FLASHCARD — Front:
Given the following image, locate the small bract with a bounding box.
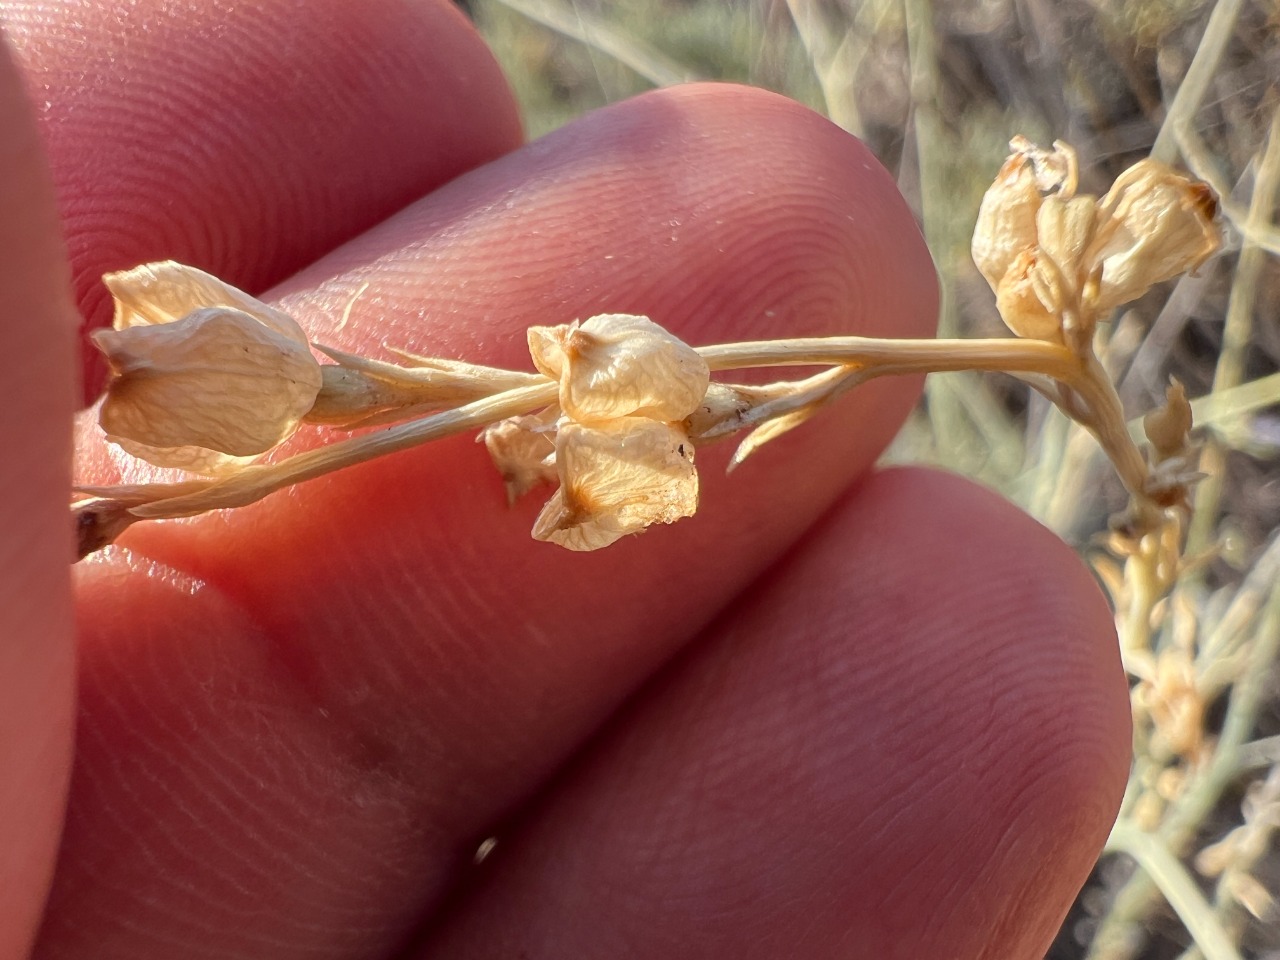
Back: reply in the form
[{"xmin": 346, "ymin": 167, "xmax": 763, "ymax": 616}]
[{"xmin": 93, "ymin": 261, "xmax": 322, "ymax": 474}]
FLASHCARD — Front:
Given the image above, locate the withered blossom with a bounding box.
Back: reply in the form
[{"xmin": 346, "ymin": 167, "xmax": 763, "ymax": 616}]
[
  {"xmin": 972, "ymin": 139, "xmax": 1220, "ymax": 346},
  {"xmin": 92, "ymin": 262, "xmax": 322, "ymax": 474},
  {"xmin": 1093, "ymin": 159, "xmax": 1221, "ymax": 311}
]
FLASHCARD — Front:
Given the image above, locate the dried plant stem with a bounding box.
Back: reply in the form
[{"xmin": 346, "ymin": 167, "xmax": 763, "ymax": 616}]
[
  {"xmin": 1150, "ymin": 0, "xmax": 1245, "ymax": 164},
  {"xmin": 74, "ymin": 332, "xmax": 1149, "ymax": 558},
  {"xmin": 1186, "ymin": 106, "xmax": 1280, "ymax": 557},
  {"xmin": 78, "ymin": 382, "xmax": 556, "ymax": 526},
  {"xmin": 1104, "ymin": 821, "xmax": 1243, "ymax": 960}
]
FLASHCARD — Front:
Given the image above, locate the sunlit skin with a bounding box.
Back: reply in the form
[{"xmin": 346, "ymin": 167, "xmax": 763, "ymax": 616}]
[{"xmin": 1, "ymin": 2, "xmax": 1129, "ymax": 958}]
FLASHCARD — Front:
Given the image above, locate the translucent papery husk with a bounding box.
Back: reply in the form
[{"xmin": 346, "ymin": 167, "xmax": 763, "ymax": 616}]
[
  {"xmin": 1093, "ymin": 158, "xmax": 1221, "ymax": 312},
  {"xmin": 94, "ymin": 306, "xmax": 323, "ymax": 473},
  {"xmin": 531, "ymin": 417, "xmax": 698, "ymax": 551},
  {"xmin": 972, "ymin": 138, "xmax": 1077, "ymax": 292},
  {"xmin": 104, "ymin": 261, "xmax": 307, "ymax": 342},
  {"xmin": 479, "ymin": 406, "xmax": 560, "ymax": 503},
  {"xmin": 528, "ymin": 314, "xmax": 710, "ymax": 423},
  {"xmin": 972, "ymin": 153, "xmax": 1043, "ymax": 291}
]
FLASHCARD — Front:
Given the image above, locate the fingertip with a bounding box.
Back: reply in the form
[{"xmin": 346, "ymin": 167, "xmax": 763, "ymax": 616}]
[{"xmin": 416, "ymin": 467, "xmax": 1128, "ymax": 959}]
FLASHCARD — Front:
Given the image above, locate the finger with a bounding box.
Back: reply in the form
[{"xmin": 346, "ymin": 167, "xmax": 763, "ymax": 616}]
[
  {"xmin": 54, "ymin": 85, "xmax": 937, "ymax": 959},
  {"xmin": 418, "ymin": 469, "xmax": 1131, "ymax": 960},
  {"xmin": 0, "ymin": 33, "xmax": 76, "ymax": 960},
  {"xmin": 3, "ymin": 0, "xmax": 522, "ymax": 402}
]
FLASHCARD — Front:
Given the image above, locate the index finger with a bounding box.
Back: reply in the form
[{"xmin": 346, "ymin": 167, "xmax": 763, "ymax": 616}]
[{"xmin": 3, "ymin": 0, "xmax": 522, "ymax": 402}]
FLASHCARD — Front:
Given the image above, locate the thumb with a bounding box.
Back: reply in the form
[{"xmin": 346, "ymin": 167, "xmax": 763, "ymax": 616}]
[{"xmin": 0, "ymin": 30, "xmax": 77, "ymax": 960}]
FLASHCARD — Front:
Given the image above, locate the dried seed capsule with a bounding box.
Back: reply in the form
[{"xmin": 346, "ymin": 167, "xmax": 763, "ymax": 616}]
[
  {"xmin": 531, "ymin": 417, "xmax": 698, "ymax": 551},
  {"xmin": 972, "ymin": 152, "xmax": 1042, "ymax": 291},
  {"xmin": 527, "ymin": 313, "xmax": 710, "ymax": 423},
  {"xmin": 1035, "ymin": 194, "xmax": 1098, "ymax": 281},
  {"xmin": 93, "ymin": 261, "xmax": 322, "ymax": 474}
]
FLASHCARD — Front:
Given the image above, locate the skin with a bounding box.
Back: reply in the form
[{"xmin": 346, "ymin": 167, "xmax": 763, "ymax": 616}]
[{"xmin": 0, "ymin": 2, "xmax": 1131, "ymax": 958}]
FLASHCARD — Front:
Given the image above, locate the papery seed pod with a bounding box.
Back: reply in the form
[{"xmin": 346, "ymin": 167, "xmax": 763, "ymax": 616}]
[
  {"xmin": 1093, "ymin": 159, "xmax": 1221, "ymax": 312},
  {"xmin": 994, "ymin": 249, "xmax": 1064, "ymax": 342},
  {"xmin": 527, "ymin": 314, "xmax": 710, "ymax": 423},
  {"xmin": 479, "ymin": 407, "xmax": 560, "ymax": 504},
  {"xmin": 531, "ymin": 417, "xmax": 698, "ymax": 551},
  {"xmin": 93, "ymin": 262, "xmax": 322, "ymax": 474}
]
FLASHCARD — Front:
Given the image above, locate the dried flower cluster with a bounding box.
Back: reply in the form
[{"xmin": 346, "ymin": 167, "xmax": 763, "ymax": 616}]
[
  {"xmin": 73, "ymin": 137, "xmax": 1221, "ymax": 562},
  {"xmin": 973, "ymin": 136, "xmax": 1219, "ymax": 351},
  {"xmin": 488, "ymin": 315, "xmax": 709, "ymax": 550}
]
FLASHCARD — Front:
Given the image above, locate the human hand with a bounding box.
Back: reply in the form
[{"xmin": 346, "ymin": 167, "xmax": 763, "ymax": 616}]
[{"xmin": 0, "ymin": 2, "xmax": 1129, "ymax": 957}]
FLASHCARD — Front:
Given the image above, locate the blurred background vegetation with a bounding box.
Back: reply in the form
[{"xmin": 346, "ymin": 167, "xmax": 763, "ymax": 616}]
[{"xmin": 462, "ymin": 1, "xmax": 1279, "ymax": 957}]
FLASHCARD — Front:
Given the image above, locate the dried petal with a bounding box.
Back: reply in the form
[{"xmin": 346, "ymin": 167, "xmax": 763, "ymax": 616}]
[
  {"xmin": 994, "ymin": 249, "xmax": 1064, "ymax": 342},
  {"xmin": 1035, "ymin": 195, "xmax": 1097, "ymax": 280},
  {"xmin": 1093, "ymin": 159, "xmax": 1221, "ymax": 311},
  {"xmin": 972, "ymin": 138, "xmax": 1076, "ymax": 291},
  {"xmin": 527, "ymin": 314, "xmax": 710, "ymax": 423},
  {"xmin": 104, "ymin": 260, "xmax": 307, "ymax": 343},
  {"xmin": 480, "ymin": 407, "xmax": 560, "ymax": 503},
  {"xmin": 93, "ymin": 304, "xmax": 322, "ymax": 473},
  {"xmin": 531, "ymin": 418, "xmax": 698, "ymax": 551}
]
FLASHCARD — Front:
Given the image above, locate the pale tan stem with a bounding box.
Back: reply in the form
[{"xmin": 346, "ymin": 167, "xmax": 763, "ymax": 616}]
[
  {"xmin": 698, "ymin": 335, "xmax": 1076, "ymax": 376},
  {"xmin": 701, "ymin": 335, "xmax": 1151, "ymax": 498},
  {"xmin": 1058, "ymin": 351, "xmax": 1151, "ymax": 499},
  {"xmin": 75, "ymin": 333, "xmax": 1151, "ymax": 557}
]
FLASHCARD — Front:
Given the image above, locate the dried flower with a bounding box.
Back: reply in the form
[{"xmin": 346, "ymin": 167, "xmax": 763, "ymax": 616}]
[
  {"xmin": 531, "ymin": 418, "xmax": 698, "ymax": 551},
  {"xmin": 1093, "ymin": 159, "xmax": 1221, "ymax": 311},
  {"xmin": 92, "ymin": 261, "xmax": 322, "ymax": 474},
  {"xmin": 973, "ymin": 140, "xmax": 1220, "ymax": 346},
  {"xmin": 527, "ymin": 313, "xmax": 710, "ymax": 423}
]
